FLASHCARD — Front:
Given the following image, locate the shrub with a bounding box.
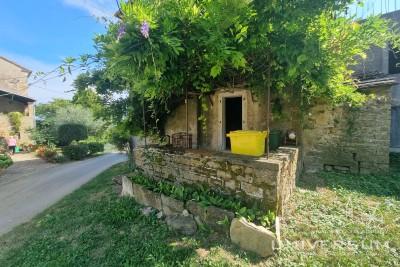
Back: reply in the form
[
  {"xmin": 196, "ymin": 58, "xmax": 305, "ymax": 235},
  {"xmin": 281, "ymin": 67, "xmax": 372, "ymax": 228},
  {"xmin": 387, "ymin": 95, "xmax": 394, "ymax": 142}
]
[
  {"xmin": 35, "ymin": 146, "xmax": 47, "ymax": 158},
  {"xmin": 0, "ymin": 137, "xmax": 7, "ymax": 154},
  {"xmin": 8, "ymin": 112, "xmax": 23, "ymax": 134},
  {"xmin": 62, "ymin": 143, "xmax": 89, "ymax": 160},
  {"xmin": 53, "ymin": 154, "xmax": 68, "ymax": 163},
  {"xmin": 57, "ymin": 124, "xmax": 88, "ymax": 146},
  {"xmin": 36, "ymin": 146, "xmax": 59, "ymax": 163},
  {"xmin": 0, "ymin": 154, "xmax": 13, "ymax": 169},
  {"xmin": 82, "ymin": 142, "xmax": 104, "ymax": 155}
]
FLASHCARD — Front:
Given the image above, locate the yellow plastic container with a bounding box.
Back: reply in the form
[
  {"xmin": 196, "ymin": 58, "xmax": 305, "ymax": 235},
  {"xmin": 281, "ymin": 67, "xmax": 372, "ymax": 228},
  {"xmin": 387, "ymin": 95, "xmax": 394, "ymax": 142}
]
[{"xmin": 226, "ymin": 130, "xmax": 268, "ymax": 156}]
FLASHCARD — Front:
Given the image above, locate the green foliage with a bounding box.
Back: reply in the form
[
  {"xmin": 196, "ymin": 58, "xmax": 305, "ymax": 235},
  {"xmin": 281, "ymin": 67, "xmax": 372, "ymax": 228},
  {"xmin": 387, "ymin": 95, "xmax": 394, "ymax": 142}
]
[
  {"xmin": 86, "ymin": 0, "xmax": 400, "ymax": 133},
  {"xmin": 1, "ymin": 164, "xmax": 399, "ymax": 266},
  {"xmin": 0, "ymin": 154, "xmax": 13, "ymax": 169},
  {"xmin": 390, "ymin": 153, "xmax": 400, "ymax": 173},
  {"xmin": 80, "ymin": 141, "xmax": 105, "ymax": 155},
  {"xmin": 57, "ymin": 124, "xmax": 88, "ymax": 146},
  {"xmin": 72, "ymin": 76, "xmax": 104, "ymax": 118},
  {"xmin": 54, "ymin": 105, "xmax": 104, "ymax": 136},
  {"xmin": 33, "ymin": 99, "xmax": 104, "ymax": 145},
  {"xmin": 53, "ymin": 154, "xmax": 68, "ymax": 163},
  {"xmin": 35, "ymin": 145, "xmax": 61, "ymax": 163},
  {"xmin": 109, "ymin": 124, "xmax": 131, "ymax": 151},
  {"xmin": 43, "ymin": 147, "xmax": 58, "ymax": 162},
  {"xmin": 129, "ymin": 171, "xmax": 275, "ymax": 227},
  {"xmin": 62, "ymin": 143, "xmax": 89, "ymax": 160},
  {"xmin": 7, "ymin": 112, "xmax": 23, "ymax": 134},
  {"xmin": 0, "ymin": 137, "xmax": 7, "ymax": 153}
]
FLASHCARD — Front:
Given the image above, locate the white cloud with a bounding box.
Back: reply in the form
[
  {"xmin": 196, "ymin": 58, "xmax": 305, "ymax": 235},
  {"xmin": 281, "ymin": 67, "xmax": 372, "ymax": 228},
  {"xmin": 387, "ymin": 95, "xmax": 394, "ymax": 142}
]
[
  {"xmin": 0, "ymin": 51, "xmax": 77, "ymax": 103},
  {"xmin": 63, "ymin": 0, "xmax": 116, "ymax": 20}
]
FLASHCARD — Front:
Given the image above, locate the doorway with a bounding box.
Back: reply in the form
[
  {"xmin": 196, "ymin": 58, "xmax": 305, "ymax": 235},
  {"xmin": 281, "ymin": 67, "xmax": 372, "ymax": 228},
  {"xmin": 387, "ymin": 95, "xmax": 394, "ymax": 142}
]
[
  {"xmin": 391, "ymin": 106, "xmax": 400, "ymax": 149},
  {"xmin": 225, "ymin": 97, "xmax": 242, "ymax": 149}
]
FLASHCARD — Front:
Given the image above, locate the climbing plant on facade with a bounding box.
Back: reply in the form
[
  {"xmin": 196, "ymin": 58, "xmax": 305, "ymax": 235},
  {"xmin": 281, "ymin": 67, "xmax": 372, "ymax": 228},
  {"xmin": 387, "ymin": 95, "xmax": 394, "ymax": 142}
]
[{"xmin": 42, "ymin": 0, "xmax": 400, "ymax": 134}]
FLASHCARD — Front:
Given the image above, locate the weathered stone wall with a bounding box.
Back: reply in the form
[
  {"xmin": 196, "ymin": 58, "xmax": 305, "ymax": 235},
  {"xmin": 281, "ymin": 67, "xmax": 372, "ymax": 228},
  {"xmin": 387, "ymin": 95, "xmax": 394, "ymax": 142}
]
[
  {"xmin": 134, "ymin": 146, "xmax": 299, "ymax": 215},
  {"xmin": 162, "ymin": 86, "xmax": 391, "ymax": 174},
  {"xmin": 165, "ymin": 86, "xmax": 299, "ymax": 151},
  {"xmin": 302, "ymin": 87, "xmax": 392, "ymax": 174},
  {"xmin": 164, "ymin": 98, "xmax": 198, "ymax": 148},
  {"xmin": 0, "ymin": 97, "xmax": 35, "ymax": 144},
  {"xmin": 0, "ymin": 57, "xmax": 31, "ymax": 96}
]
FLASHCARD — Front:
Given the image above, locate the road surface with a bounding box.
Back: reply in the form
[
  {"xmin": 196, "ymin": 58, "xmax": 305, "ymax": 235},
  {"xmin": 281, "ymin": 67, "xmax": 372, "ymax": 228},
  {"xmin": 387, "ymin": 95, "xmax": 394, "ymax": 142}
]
[{"xmin": 0, "ymin": 153, "xmax": 126, "ymax": 236}]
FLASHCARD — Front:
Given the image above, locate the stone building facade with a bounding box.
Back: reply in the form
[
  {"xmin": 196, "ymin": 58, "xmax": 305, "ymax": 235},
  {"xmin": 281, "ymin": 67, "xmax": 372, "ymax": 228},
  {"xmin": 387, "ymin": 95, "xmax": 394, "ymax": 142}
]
[
  {"xmin": 162, "ymin": 82, "xmax": 393, "ymax": 174},
  {"xmin": 302, "ymin": 86, "xmax": 392, "ymax": 174},
  {"xmin": 0, "ymin": 56, "xmax": 35, "ymax": 144},
  {"xmin": 352, "ymin": 10, "xmax": 400, "ymax": 151}
]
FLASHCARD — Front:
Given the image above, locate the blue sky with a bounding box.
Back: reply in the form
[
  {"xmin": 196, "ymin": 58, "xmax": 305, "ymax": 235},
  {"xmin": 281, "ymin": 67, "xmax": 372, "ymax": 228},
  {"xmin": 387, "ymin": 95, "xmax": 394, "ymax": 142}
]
[{"xmin": 0, "ymin": 0, "xmax": 117, "ymax": 103}]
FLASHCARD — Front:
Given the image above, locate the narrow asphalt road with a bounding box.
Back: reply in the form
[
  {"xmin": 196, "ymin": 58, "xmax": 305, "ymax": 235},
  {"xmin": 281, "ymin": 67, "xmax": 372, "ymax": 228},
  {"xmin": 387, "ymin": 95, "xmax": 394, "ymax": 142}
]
[{"xmin": 0, "ymin": 153, "xmax": 126, "ymax": 236}]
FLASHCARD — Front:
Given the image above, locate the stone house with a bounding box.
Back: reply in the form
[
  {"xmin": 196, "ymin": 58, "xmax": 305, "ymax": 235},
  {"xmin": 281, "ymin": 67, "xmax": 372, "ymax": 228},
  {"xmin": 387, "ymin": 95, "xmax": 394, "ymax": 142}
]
[
  {"xmin": 133, "ymin": 11, "xmax": 398, "ymax": 215},
  {"xmin": 0, "ymin": 56, "xmax": 35, "ymax": 144},
  {"xmin": 352, "ymin": 9, "xmax": 400, "ymax": 153},
  {"xmin": 134, "ymin": 76, "xmax": 394, "ymax": 215}
]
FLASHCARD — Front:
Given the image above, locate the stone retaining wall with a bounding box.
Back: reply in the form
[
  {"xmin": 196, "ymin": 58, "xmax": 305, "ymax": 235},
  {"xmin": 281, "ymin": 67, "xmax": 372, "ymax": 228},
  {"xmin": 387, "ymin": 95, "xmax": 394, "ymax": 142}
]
[
  {"xmin": 122, "ymin": 176, "xmax": 280, "ymax": 257},
  {"xmin": 133, "ymin": 146, "xmax": 299, "ymax": 215}
]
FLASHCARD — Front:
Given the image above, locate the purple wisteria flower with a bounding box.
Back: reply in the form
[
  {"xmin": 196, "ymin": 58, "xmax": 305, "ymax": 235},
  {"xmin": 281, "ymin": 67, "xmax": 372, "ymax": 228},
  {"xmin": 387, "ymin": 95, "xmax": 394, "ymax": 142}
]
[
  {"xmin": 117, "ymin": 23, "xmax": 127, "ymax": 41},
  {"xmin": 140, "ymin": 21, "xmax": 150, "ymax": 39}
]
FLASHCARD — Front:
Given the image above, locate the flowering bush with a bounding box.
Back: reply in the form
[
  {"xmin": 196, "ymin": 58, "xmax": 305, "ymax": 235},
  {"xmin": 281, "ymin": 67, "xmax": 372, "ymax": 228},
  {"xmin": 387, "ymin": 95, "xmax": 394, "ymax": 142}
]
[{"xmin": 36, "ymin": 146, "xmax": 59, "ymax": 163}]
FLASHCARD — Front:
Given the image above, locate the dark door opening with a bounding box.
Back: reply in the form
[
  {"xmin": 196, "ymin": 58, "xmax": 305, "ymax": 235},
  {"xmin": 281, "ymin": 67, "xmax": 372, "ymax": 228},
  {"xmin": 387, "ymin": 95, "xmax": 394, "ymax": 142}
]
[
  {"xmin": 391, "ymin": 106, "xmax": 400, "ymax": 148},
  {"xmin": 225, "ymin": 97, "xmax": 242, "ymax": 149}
]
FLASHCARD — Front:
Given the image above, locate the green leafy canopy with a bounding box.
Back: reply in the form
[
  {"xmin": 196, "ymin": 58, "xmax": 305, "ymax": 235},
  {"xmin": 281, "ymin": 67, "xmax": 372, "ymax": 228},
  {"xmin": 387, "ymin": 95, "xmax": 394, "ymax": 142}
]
[
  {"xmin": 93, "ymin": 0, "xmax": 399, "ymax": 108},
  {"xmin": 46, "ymin": 0, "xmax": 400, "ymax": 136}
]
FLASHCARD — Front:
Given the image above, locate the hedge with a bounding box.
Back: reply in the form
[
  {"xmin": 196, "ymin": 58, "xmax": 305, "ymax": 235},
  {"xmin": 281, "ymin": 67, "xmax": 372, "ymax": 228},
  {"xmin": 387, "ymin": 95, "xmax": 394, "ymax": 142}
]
[
  {"xmin": 83, "ymin": 142, "xmax": 104, "ymax": 155},
  {"xmin": 62, "ymin": 143, "xmax": 89, "ymax": 160},
  {"xmin": 57, "ymin": 124, "xmax": 88, "ymax": 146}
]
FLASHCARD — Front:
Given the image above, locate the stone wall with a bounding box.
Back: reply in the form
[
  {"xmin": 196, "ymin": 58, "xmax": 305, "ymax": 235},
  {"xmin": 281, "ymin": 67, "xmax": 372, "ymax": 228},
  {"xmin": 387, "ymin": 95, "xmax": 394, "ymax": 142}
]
[
  {"xmin": 163, "ymin": 86, "xmax": 392, "ymax": 174},
  {"xmin": 0, "ymin": 97, "xmax": 35, "ymax": 144},
  {"xmin": 0, "ymin": 57, "xmax": 31, "ymax": 96},
  {"xmin": 164, "ymin": 98, "xmax": 198, "ymax": 148},
  {"xmin": 134, "ymin": 146, "xmax": 299, "ymax": 215},
  {"xmin": 302, "ymin": 87, "xmax": 392, "ymax": 174},
  {"xmin": 165, "ymin": 86, "xmax": 299, "ymax": 151}
]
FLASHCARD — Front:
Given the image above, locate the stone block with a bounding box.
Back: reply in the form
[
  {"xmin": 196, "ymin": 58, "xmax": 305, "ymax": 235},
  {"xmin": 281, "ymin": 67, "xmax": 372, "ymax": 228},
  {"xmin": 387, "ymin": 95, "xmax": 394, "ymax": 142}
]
[
  {"xmin": 186, "ymin": 201, "xmax": 234, "ymax": 232},
  {"xmin": 231, "ymin": 165, "xmax": 244, "ymax": 175},
  {"xmin": 224, "ymin": 180, "xmax": 237, "ymax": 191},
  {"xmin": 121, "ymin": 176, "xmax": 134, "ymax": 197},
  {"xmin": 241, "ymin": 182, "xmax": 264, "ymax": 199},
  {"xmin": 186, "ymin": 200, "xmax": 207, "ymax": 219},
  {"xmin": 161, "ymin": 194, "xmax": 185, "ymax": 216},
  {"xmin": 230, "ymin": 218, "xmax": 278, "ymax": 257},
  {"xmin": 237, "ymin": 175, "xmax": 252, "ymax": 183},
  {"xmin": 217, "ymin": 170, "xmax": 232, "ymax": 180},
  {"xmin": 166, "ymin": 214, "xmax": 197, "ymax": 235},
  {"xmin": 205, "ymin": 205, "xmax": 235, "ymax": 233},
  {"xmin": 132, "ymin": 183, "xmax": 162, "ymax": 210}
]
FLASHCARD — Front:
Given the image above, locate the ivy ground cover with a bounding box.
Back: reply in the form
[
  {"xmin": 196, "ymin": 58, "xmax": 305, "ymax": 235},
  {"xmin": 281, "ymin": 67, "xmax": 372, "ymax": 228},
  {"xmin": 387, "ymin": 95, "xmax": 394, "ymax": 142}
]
[{"xmin": 0, "ymin": 163, "xmax": 398, "ymax": 266}]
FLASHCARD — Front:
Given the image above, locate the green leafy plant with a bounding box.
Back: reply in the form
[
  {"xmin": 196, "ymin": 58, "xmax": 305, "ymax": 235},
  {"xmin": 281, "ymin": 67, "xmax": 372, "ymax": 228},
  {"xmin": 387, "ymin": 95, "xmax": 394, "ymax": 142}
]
[
  {"xmin": 57, "ymin": 124, "xmax": 88, "ymax": 146},
  {"xmin": 0, "ymin": 154, "xmax": 13, "ymax": 169},
  {"xmin": 8, "ymin": 112, "xmax": 23, "ymax": 134},
  {"xmin": 128, "ymin": 171, "xmax": 275, "ymax": 227},
  {"xmin": 80, "ymin": 141, "xmax": 104, "ymax": 155},
  {"xmin": 62, "ymin": 143, "xmax": 89, "ymax": 160}
]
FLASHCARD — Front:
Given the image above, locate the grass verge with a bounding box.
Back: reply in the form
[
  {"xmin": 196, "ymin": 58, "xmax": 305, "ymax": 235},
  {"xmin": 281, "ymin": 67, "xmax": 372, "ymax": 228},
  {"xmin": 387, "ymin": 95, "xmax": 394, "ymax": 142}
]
[{"xmin": 0, "ymin": 163, "xmax": 399, "ymax": 266}]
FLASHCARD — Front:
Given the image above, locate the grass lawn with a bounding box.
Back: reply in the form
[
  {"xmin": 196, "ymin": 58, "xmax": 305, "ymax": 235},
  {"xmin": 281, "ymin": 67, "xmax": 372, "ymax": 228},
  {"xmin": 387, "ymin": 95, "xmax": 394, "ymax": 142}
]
[
  {"xmin": 0, "ymin": 163, "xmax": 399, "ymax": 266},
  {"xmin": 391, "ymin": 153, "xmax": 400, "ymax": 173}
]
